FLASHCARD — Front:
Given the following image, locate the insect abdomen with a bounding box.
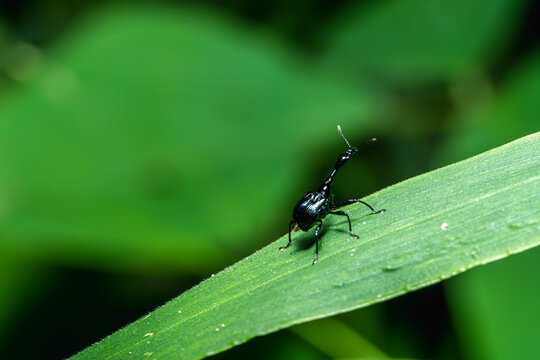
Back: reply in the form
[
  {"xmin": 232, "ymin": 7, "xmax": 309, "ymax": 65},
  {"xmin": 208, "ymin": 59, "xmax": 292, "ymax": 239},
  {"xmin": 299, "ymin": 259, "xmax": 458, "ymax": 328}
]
[{"xmin": 292, "ymin": 191, "xmax": 329, "ymax": 230}]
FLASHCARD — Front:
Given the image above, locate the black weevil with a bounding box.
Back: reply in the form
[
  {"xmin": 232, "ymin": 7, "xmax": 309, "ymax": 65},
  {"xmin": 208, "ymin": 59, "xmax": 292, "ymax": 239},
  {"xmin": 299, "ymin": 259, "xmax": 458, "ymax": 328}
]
[{"xmin": 280, "ymin": 125, "xmax": 385, "ymax": 264}]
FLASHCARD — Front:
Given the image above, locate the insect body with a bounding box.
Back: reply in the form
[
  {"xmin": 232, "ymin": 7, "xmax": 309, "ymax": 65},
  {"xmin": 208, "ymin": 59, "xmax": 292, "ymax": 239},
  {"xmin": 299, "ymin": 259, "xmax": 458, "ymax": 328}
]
[{"xmin": 280, "ymin": 125, "xmax": 385, "ymax": 264}]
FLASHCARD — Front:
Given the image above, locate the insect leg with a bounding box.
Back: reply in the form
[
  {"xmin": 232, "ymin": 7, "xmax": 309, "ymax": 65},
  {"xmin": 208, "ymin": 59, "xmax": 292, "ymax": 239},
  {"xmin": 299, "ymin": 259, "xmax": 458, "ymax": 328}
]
[
  {"xmin": 329, "ymin": 210, "xmax": 359, "ymax": 239},
  {"xmin": 313, "ymin": 220, "xmax": 323, "ymax": 264},
  {"xmin": 280, "ymin": 220, "xmax": 296, "ymax": 252},
  {"xmin": 337, "ymin": 199, "xmax": 385, "ymax": 214}
]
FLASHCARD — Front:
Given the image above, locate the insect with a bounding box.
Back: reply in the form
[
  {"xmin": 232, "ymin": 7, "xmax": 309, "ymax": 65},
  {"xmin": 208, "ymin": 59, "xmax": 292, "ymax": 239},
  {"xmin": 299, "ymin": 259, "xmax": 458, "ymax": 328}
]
[{"xmin": 280, "ymin": 125, "xmax": 385, "ymax": 264}]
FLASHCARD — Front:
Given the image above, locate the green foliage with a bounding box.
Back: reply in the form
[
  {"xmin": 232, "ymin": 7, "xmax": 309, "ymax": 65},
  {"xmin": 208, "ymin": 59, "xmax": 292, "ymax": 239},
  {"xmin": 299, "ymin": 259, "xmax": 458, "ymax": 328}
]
[
  {"xmin": 72, "ymin": 133, "xmax": 539, "ymax": 359},
  {"xmin": 1, "ymin": 2, "xmax": 539, "ymax": 358},
  {"xmin": 448, "ymin": 246, "xmax": 540, "ymax": 360},
  {"xmin": 439, "ymin": 51, "xmax": 540, "ymax": 164},
  {"xmin": 0, "ymin": 263, "xmax": 40, "ymax": 335},
  {"xmin": 0, "ymin": 6, "xmax": 375, "ymax": 274},
  {"xmin": 290, "ymin": 317, "xmax": 387, "ymax": 358},
  {"xmin": 324, "ymin": 0, "xmax": 526, "ymax": 80}
]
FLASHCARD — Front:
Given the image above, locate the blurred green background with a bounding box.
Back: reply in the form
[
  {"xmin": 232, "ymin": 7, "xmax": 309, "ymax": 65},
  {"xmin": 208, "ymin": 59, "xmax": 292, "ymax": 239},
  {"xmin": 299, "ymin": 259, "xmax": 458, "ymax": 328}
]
[{"xmin": 0, "ymin": 1, "xmax": 538, "ymax": 359}]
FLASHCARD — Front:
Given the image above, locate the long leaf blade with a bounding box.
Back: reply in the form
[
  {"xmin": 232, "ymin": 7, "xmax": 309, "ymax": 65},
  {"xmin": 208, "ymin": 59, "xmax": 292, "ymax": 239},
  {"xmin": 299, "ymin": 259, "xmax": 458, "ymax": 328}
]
[{"xmin": 72, "ymin": 132, "xmax": 540, "ymax": 359}]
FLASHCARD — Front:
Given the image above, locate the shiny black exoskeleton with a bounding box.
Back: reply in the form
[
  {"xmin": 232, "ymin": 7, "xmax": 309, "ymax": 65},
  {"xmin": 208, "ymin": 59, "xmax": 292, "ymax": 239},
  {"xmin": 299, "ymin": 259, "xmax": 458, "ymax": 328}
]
[{"xmin": 280, "ymin": 125, "xmax": 385, "ymax": 264}]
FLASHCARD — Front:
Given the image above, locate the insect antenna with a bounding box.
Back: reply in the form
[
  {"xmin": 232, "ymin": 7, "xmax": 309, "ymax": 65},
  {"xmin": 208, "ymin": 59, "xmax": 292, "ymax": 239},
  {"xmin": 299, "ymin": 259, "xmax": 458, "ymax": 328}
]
[
  {"xmin": 338, "ymin": 125, "xmax": 378, "ymax": 149},
  {"xmin": 365, "ymin": 137, "xmax": 377, "ymax": 145},
  {"xmin": 337, "ymin": 125, "xmax": 352, "ymax": 148}
]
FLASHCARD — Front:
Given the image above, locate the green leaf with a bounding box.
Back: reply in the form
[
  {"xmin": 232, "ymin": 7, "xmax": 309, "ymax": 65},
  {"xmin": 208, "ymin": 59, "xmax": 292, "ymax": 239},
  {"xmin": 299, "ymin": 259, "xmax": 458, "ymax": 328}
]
[
  {"xmin": 0, "ymin": 5, "xmax": 375, "ymax": 273},
  {"xmin": 438, "ymin": 50, "xmax": 540, "ymax": 165},
  {"xmin": 290, "ymin": 317, "xmax": 387, "ymax": 358},
  {"xmin": 324, "ymin": 0, "xmax": 526, "ymax": 81},
  {"xmin": 71, "ymin": 132, "xmax": 539, "ymax": 359},
  {"xmin": 447, "ymin": 246, "xmax": 540, "ymax": 359}
]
